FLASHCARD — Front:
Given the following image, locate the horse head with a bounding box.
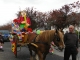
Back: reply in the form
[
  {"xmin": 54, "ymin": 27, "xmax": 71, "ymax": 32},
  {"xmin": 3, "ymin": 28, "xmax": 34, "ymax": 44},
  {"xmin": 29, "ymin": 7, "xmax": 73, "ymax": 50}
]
[{"xmin": 53, "ymin": 29, "xmax": 64, "ymax": 51}]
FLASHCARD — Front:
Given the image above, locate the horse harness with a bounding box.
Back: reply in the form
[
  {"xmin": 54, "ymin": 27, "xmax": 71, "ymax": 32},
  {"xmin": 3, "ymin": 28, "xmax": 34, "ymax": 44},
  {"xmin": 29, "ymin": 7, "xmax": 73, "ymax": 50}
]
[
  {"xmin": 29, "ymin": 34, "xmax": 50, "ymax": 48},
  {"xmin": 29, "ymin": 31, "xmax": 61, "ymax": 48}
]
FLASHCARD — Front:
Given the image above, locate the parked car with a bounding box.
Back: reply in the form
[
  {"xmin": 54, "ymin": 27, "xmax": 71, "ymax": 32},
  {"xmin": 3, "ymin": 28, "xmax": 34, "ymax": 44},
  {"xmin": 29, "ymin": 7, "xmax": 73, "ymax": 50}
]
[
  {"xmin": 0, "ymin": 30, "xmax": 10, "ymax": 42},
  {"xmin": 2, "ymin": 34, "xmax": 10, "ymax": 42}
]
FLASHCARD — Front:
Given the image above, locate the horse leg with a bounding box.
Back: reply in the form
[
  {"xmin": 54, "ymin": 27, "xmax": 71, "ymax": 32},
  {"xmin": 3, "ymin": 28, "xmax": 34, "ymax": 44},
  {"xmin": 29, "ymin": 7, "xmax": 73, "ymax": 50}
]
[
  {"xmin": 43, "ymin": 45, "xmax": 50, "ymax": 60},
  {"xmin": 27, "ymin": 45, "xmax": 33, "ymax": 60},
  {"xmin": 35, "ymin": 54, "xmax": 39, "ymax": 60},
  {"xmin": 30, "ymin": 50, "xmax": 33, "ymax": 60},
  {"xmin": 43, "ymin": 52, "xmax": 49, "ymax": 60},
  {"xmin": 37, "ymin": 51, "xmax": 43, "ymax": 60}
]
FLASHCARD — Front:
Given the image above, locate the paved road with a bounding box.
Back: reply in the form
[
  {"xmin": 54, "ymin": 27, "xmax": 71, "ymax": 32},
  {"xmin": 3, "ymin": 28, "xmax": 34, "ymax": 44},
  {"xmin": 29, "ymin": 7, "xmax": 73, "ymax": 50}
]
[{"xmin": 0, "ymin": 42, "xmax": 80, "ymax": 60}]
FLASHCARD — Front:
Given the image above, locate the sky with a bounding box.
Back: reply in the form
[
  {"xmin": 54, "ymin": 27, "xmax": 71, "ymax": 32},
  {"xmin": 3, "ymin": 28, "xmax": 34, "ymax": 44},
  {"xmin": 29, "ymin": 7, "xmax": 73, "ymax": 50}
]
[{"xmin": 0, "ymin": 0, "xmax": 78, "ymax": 26}]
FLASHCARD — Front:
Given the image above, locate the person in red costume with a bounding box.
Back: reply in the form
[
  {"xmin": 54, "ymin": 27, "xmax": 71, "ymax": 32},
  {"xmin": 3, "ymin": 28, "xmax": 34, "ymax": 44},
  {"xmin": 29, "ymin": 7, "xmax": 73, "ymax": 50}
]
[
  {"xmin": 19, "ymin": 10, "xmax": 31, "ymax": 28},
  {"xmin": 13, "ymin": 10, "xmax": 32, "ymax": 32},
  {"xmin": 18, "ymin": 10, "xmax": 32, "ymax": 32}
]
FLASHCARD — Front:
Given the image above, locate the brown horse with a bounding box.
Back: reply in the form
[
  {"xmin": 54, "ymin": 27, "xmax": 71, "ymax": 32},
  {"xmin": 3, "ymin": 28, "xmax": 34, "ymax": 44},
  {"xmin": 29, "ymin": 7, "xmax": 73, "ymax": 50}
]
[{"xmin": 27, "ymin": 29, "xmax": 64, "ymax": 60}]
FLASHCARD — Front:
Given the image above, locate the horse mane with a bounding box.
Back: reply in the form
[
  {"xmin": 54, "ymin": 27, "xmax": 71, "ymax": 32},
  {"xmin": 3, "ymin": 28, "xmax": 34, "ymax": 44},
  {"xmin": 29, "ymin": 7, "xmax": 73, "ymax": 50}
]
[{"xmin": 35, "ymin": 30, "xmax": 56, "ymax": 44}]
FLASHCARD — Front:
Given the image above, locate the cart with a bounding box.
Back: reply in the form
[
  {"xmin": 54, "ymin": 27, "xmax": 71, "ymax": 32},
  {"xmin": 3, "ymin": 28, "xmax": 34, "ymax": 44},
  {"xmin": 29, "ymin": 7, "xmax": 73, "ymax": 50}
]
[
  {"xmin": 9, "ymin": 32, "xmax": 28, "ymax": 58},
  {"xmin": 10, "ymin": 10, "xmax": 32, "ymax": 58}
]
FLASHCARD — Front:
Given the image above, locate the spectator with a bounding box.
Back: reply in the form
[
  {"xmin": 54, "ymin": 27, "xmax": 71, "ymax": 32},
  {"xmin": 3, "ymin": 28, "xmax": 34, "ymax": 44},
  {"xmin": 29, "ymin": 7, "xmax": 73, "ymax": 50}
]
[
  {"xmin": 64, "ymin": 25, "xmax": 78, "ymax": 60},
  {"xmin": 0, "ymin": 33, "xmax": 4, "ymax": 51}
]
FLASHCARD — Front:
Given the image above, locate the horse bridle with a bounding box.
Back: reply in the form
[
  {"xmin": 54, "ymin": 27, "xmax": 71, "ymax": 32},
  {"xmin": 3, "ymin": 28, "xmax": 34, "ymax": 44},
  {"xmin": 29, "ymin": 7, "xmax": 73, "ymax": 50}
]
[{"xmin": 54, "ymin": 32, "xmax": 60, "ymax": 42}]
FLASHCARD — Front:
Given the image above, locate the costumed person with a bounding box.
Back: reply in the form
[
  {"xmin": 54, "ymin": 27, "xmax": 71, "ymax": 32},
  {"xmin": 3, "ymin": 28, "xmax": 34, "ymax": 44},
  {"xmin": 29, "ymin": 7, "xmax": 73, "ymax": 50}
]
[
  {"xmin": 18, "ymin": 10, "xmax": 32, "ymax": 32},
  {"xmin": 49, "ymin": 41, "xmax": 54, "ymax": 54},
  {"xmin": 17, "ymin": 10, "xmax": 32, "ymax": 43},
  {"xmin": 12, "ymin": 19, "xmax": 22, "ymax": 41},
  {"xmin": 0, "ymin": 33, "xmax": 4, "ymax": 51},
  {"xmin": 12, "ymin": 19, "xmax": 20, "ymax": 33}
]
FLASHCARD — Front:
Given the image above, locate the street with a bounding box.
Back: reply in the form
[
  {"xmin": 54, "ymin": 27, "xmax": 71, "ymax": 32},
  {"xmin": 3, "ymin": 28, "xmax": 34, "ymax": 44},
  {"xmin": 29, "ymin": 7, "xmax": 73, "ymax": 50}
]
[{"xmin": 0, "ymin": 42, "xmax": 80, "ymax": 60}]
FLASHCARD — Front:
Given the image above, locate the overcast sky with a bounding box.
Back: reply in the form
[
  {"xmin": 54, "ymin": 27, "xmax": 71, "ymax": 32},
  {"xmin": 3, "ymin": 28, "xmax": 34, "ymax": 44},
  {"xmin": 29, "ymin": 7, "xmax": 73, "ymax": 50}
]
[{"xmin": 0, "ymin": 0, "xmax": 78, "ymax": 25}]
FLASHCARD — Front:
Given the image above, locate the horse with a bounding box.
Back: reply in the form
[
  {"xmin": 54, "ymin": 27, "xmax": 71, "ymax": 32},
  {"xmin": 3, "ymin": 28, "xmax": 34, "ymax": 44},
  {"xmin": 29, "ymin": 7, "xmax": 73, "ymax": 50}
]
[{"xmin": 27, "ymin": 29, "xmax": 64, "ymax": 60}]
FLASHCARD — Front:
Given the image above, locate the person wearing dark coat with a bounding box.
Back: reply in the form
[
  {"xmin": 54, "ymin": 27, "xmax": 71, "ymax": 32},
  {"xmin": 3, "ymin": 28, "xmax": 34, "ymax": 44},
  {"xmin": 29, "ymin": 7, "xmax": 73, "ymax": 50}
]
[{"xmin": 64, "ymin": 25, "xmax": 78, "ymax": 60}]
